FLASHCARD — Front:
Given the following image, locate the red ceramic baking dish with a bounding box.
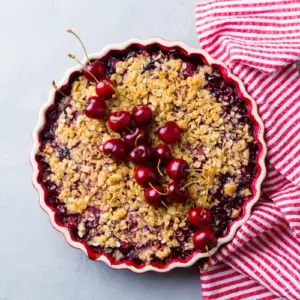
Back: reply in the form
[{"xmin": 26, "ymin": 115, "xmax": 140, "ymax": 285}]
[{"xmin": 30, "ymin": 38, "xmax": 266, "ymax": 272}]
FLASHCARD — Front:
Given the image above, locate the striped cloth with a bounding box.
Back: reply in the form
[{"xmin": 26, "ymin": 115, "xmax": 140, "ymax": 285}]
[{"xmin": 195, "ymin": 1, "xmax": 300, "ymax": 299}]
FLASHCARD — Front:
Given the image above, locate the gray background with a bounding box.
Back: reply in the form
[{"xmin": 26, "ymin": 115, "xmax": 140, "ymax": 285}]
[{"xmin": 0, "ymin": 0, "xmax": 203, "ymax": 299}]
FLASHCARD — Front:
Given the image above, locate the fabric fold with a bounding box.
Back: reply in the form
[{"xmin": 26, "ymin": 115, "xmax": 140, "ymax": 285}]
[{"xmin": 195, "ymin": 0, "xmax": 300, "ymax": 299}]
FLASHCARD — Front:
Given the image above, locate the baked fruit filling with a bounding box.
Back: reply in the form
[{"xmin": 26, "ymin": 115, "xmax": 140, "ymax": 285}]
[{"xmin": 37, "ymin": 47, "xmax": 257, "ymax": 266}]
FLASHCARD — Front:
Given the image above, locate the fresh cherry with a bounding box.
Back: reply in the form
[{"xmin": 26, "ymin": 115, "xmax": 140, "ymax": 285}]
[
  {"xmin": 144, "ymin": 186, "xmax": 163, "ymax": 207},
  {"xmin": 103, "ymin": 139, "xmax": 126, "ymax": 161},
  {"xmin": 192, "ymin": 227, "xmax": 216, "ymax": 252},
  {"xmin": 96, "ymin": 78, "xmax": 115, "ymax": 100},
  {"xmin": 166, "ymin": 158, "xmax": 188, "ymax": 181},
  {"xmin": 83, "ymin": 61, "xmax": 105, "ymax": 81},
  {"xmin": 132, "ymin": 105, "xmax": 153, "ymax": 126},
  {"xmin": 129, "ymin": 144, "xmax": 152, "ymax": 165},
  {"xmin": 85, "ymin": 96, "xmax": 107, "ymax": 119},
  {"xmin": 108, "ymin": 111, "xmax": 132, "ymax": 133},
  {"xmin": 153, "ymin": 144, "xmax": 172, "ymax": 165},
  {"xmin": 123, "ymin": 127, "xmax": 148, "ymax": 149},
  {"xmin": 188, "ymin": 207, "xmax": 212, "ymax": 227},
  {"xmin": 134, "ymin": 167, "xmax": 157, "ymax": 187},
  {"xmin": 158, "ymin": 121, "xmax": 181, "ymax": 144},
  {"xmin": 167, "ymin": 182, "xmax": 189, "ymax": 203}
]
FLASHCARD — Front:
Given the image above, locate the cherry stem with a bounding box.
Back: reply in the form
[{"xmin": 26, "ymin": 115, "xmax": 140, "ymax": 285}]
[
  {"xmin": 161, "ymin": 201, "xmax": 168, "ymax": 209},
  {"xmin": 135, "ymin": 134, "xmax": 142, "ymax": 147},
  {"xmin": 103, "ymin": 79, "xmax": 119, "ymax": 98},
  {"xmin": 68, "ymin": 54, "xmax": 130, "ymax": 103},
  {"xmin": 181, "ymin": 180, "xmax": 201, "ymax": 190},
  {"xmin": 149, "ymin": 183, "xmax": 167, "ymax": 195},
  {"xmin": 206, "ymin": 245, "xmax": 212, "ymax": 267},
  {"xmin": 200, "ymin": 207, "xmax": 205, "ymax": 216},
  {"xmin": 206, "ymin": 245, "xmax": 210, "ymax": 255},
  {"xmin": 68, "ymin": 54, "xmax": 99, "ymax": 83},
  {"xmin": 102, "ymin": 79, "xmax": 132, "ymax": 103},
  {"xmin": 67, "ymin": 29, "xmax": 91, "ymax": 64},
  {"xmin": 199, "ymin": 246, "xmax": 212, "ymax": 272},
  {"xmin": 52, "ymin": 80, "xmax": 85, "ymax": 105},
  {"xmin": 52, "ymin": 81, "xmax": 67, "ymax": 97},
  {"xmin": 186, "ymin": 169, "xmax": 202, "ymax": 171},
  {"xmin": 157, "ymin": 159, "xmax": 163, "ymax": 176}
]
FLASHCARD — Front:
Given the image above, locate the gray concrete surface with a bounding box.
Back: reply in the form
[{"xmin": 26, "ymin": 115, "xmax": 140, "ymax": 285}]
[{"xmin": 0, "ymin": 0, "xmax": 202, "ymax": 299}]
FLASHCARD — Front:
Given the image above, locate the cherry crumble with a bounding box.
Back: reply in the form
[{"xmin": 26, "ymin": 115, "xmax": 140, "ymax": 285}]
[{"xmin": 37, "ymin": 47, "xmax": 257, "ymax": 266}]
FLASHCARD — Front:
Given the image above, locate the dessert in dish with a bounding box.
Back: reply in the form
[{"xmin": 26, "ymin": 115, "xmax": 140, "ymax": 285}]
[{"xmin": 35, "ymin": 37, "xmax": 260, "ymax": 267}]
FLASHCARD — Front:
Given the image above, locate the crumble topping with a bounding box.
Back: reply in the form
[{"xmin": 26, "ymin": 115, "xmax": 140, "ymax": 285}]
[{"xmin": 39, "ymin": 50, "xmax": 256, "ymax": 264}]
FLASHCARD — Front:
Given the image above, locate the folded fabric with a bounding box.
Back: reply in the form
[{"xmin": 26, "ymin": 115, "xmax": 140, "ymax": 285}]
[{"xmin": 195, "ymin": 0, "xmax": 300, "ymax": 299}]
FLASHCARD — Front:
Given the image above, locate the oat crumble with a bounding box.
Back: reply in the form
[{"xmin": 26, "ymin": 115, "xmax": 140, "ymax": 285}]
[{"xmin": 38, "ymin": 49, "xmax": 257, "ymax": 265}]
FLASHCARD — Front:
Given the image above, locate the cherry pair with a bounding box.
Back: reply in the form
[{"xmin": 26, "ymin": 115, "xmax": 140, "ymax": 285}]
[
  {"xmin": 103, "ymin": 106, "xmax": 153, "ymax": 163},
  {"xmin": 134, "ymin": 166, "xmax": 189, "ymax": 207},
  {"xmin": 128, "ymin": 143, "xmax": 174, "ymax": 174},
  {"xmin": 66, "ymin": 51, "xmax": 116, "ymax": 119},
  {"xmin": 103, "ymin": 138, "xmax": 151, "ymax": 164},
  {"xmin": 84, "ymin": 67, "xmax": 115, "ymax": 119},
  {"xmin": 188, "ymin": 207, "xmax": 216, "ymax": 251},
  {"xmin": 144, "ymin": 183, "xmax": 189, "ymax": 207},
  {"xmin": 108, "ymin": 105, "xmax": 152, "ymax": 134}
]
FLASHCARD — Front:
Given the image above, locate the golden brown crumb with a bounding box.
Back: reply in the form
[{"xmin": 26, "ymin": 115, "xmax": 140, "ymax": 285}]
[
  {"xmin": 224, "ymin": 182, "xmax": 237, "ymax": 196},
  {"xmin": 39, "ymin": 51, "xmax": 254, "ymax": 263}
]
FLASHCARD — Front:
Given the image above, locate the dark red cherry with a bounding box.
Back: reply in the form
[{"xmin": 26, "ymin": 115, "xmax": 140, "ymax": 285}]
[
  {"xmin": 158, "ymin": 121, "xmax": 181, "ymax": 144},
  {"xmin": 188, "ymin": 207, "xmax": 212, "ymax": 227},
  {"xmin": 166, "ymin": 158, "xmax": 188, "ymax": 181},
  {"xmin": 167, "ymin": 182, "xmax": 189, "ymax": 203},
  {"xmin": 153, "ymin": 144, "xmax": 172, "ymax": 165},
  {"xmin": 132, "ymin": 105, "xmax": 153, "ymax": 126},
  {"xmin": 129, "ymin": 144, "xmax": 152, "ymax": 165},
  {"xmin": 123, "ymin": 127, "xmax": 148, "ymax": 149},
  {"xmin": 83, "ymin": 60, "xmax": 105, "ymax": 81},
  {"xmin": 192, "ymin": 227, "xmax": 216, "ymax": 251},
  {"xmin": 144, "ymin": 186, "xmax": 163, "ymax": 207},
  {"xmin": 134, "ymin": 167, "xmax": 157, "ymax": 187},
  {"xmin": 96, "ymin": 78, "xmax": 115, "ymax": 100},
  {"xmin": 103, "ymin": 139, "xmax": 126, "ymax": 161},
  {"xmin": 85, "ymin": 96, "xmax": 107, "ymax": 119},
  {"xmin": 108, "ymin": 111, "xmax": 132, "ymax": 133}
]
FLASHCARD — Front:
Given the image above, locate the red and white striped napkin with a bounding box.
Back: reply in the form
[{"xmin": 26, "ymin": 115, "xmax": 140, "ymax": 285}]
[{"xmin": 195, "ymin": 0, "xmax": 300, "ymax": 299}]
